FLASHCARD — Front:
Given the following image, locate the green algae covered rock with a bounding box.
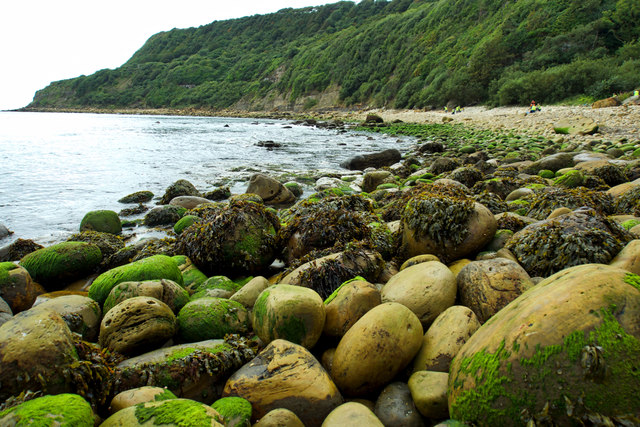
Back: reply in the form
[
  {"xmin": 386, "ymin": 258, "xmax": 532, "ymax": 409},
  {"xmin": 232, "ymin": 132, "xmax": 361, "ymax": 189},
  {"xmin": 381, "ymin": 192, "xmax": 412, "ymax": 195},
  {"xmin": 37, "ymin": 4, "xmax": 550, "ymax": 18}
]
[
  {"xmin": 103, "ymin": 279, "xmax": 189, "ymax": 315},
  {"xmin": 174, "ymin": 214, "xmax": 201, "ymax": 234},
  {"xmin": 101, "ymin": 398, "xmax": 223, "ymax": 426},
  {"xmin": 19, "ymin": 241, "xmax": 102, "ymax": 289},
  {"xmin": 176, "ymin": 200, "xmax": 279, "ymax": 276},
  {"xmin": 448, "ymin": 263, "xmax": 640, "ymax": 426},
  {"xmin": 0, "ymin": 393, "xmax": 94, "ymax": 427},
  {"xmin": 80, "ymin": 209, "xmax": 122, "ymax": 234},
  {"xmin": 212, "ymin": 396, "xmax": 252, "ymax": 427},
  {"xmin": 553, "ymin": 169, "xmax": 584, "ymax": 188},
  {"xmin": 88, "ymin": 254, "xmax": 182, "ymax": 306},
  {"xmin": 172, "ymin": 255, "xmax": 208, "ymax": 291},
  {"xmin": 177, "ymin": 297, "xmax": 250, "ymax": 342}
]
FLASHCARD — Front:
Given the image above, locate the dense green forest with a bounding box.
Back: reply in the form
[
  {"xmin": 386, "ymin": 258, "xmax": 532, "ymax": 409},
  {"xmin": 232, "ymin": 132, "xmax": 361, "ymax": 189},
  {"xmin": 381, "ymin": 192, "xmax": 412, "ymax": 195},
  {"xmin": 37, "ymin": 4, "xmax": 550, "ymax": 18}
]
[{"xmin": 29, "ymin": 0, "xmax": 639, "ymax": 110}]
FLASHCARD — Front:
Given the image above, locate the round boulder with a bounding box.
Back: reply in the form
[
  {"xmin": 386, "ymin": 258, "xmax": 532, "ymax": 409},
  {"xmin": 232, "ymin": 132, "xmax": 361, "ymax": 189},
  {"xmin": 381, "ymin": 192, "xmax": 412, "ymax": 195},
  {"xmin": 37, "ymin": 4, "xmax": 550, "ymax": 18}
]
[
  {"xmin": 457, "ymin": 258, "xmax": 534, "ymax": 323},
  {"xmin": 252, "ymin": 284, "xmax": 325, "ymax": 349},
  {"xmin": 170, "ymin": 195, "xmax": 211, "ymax": 209},
  {"xmin": 381, "ymin": 261, "xmax": 456, "ymax": 327},
  {"xmin": 177, "ymin": 297, "xmax": 250, "ymax": 342},
  {"xmin": 211, "ymin": 396, "xmax": 252, "ymax": 427},
  {"xmin": 408, "ymin": 371, "xmax": 449, "ymax": 419},
  {"xmin": 119, "ymin": 190, "xmax": 154, "ymax": 204},
  {"xmin": 103, "ymin": 279, "xmax": 190, "ymax": 315},
  {"xmin": 80, "ymin": 209, "xmax": 122, "ymax": 234},
  {"xmin": 0, "ymin": 262, "xmax": 41, "ymax": 313},
  {"xmin": 144, "ymin": 205, "xmax": 186, "ymax": 227},
  {"xmin": 246, "ymin": 173, "xmax": 296, "ymax": 206},
  {"xmin": 101, "ymin": 398, "xmax": 223, "ymax": 427},
  {"xmin": 110, "ymin": 386, "xmax": 177, "ymax": 413},
  {"xmin": 324, "ymin": 402, "xmax": 384, "ymax": 426},
  {"xmin": 254, "ymin": 408, "xmax": 304, "ymax": 427},
  {"xmin": 159, "ymin": 179, "xmax": 201, "ymax": 205},
  {"xmin": 323, "ymin": 278, "xmax": 381, "ymax": 338},
  {"xmin": 448, "ymin": 264, "xmax": 640, "ymax": 425},
  {"xmin": 32, "ymin": 294, "xmax": 102, "ymax": 341},
  {"xmin": 331, "ymin": 302, "xmax": 423, "ymax": 397},
  {"xmin": 0, "ymin": 393, "xmax": 94, "ymax": 427},
  {"xmin": 99, "ymin": 296, "xmax": 176, "ymax": 355},
  {"xmin": 374, "ymin": 382, "xmax": 424, "ymax": 427},
  {"xmin": 223, "ymin": 339, "xmax": 343, "ymax": 426},
  {"xmin": 19, "ymin": 241, "xmax": 102, "ymax": 289}
]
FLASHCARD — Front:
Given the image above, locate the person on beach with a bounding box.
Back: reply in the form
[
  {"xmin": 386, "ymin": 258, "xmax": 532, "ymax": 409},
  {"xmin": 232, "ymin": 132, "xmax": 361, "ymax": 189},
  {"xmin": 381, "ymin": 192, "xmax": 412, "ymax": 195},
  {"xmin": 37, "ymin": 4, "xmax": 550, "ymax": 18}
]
[
  {"xmin": 635, "ymin": 89, "xmax": 639, "ymax": 97},
  {"xmin": 444, "ymin": 106, "xmax": 448, "ymax": 113}
]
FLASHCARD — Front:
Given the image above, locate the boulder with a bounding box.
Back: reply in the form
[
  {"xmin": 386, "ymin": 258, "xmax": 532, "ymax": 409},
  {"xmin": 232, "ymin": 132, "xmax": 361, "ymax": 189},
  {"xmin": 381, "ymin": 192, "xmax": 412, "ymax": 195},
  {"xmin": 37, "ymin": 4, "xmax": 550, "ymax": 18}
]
[
  {"xmin": 0, "ymin": 262, "xmax": 41, "ymax": 313},
  {"xmin": 177, "ymin": 297, "xmax": 250, "ymax": 342},
  {"xmin": 0, "ymin": 238, "xmax": 43, "ymax": 262},
  {"xmin": 174, "ymin": 215, "xmax": 201, "ymax": 234},
  {"xmin": 591, "ymin": 96, "xmax": 621, "ymax": 108},
  {"xmin": 246, "ymin": 174, "xmax": 296, "ymax": 206},
  {"xmin": 341, "ymin": 149, "xmax": 402, "ymax": 170},
  {"xmin": 0, "ymin": 309, "xmax": 79, "ymax": 401},
  {"xmin": 144, "ymin": 205, "xmax": 186, "ymax": 226},
  {"xmin": 114, "ymin": 337, "xmax": 257, "ymax": 402},
  {"xmin": 252, "ymin": 284, "xmax": 325, "ymax": 349},
  {"xmin": 457, "ymin": 258, "xmax": 534, "ymax": 323},
  {"xmin": 89, "ymin": 254, "xmax": 183, "ymax": 306},
  {"xmin": 408, "ymin": 371, "xmax": 449, "ymax": 419},
  {"xmin": 284, "ymin": 181, "xmax": 304, "ymax": 198},
  {"xmin": 103, "ymin": 279, "xmax": 190, "ymax": 315},
  {"xmin": 99, "ymin": 296, "xmax": 176, "ymax": 355},
  {"xmin": 176, "ymin": 201, "xmax": 279, "ymax": 276},
  {"xmin": 0, "ymin": 297, "xmax": 11, "ymax": 327},
  {"xmin": 553, "ymin": 116, "xmax": 599, "ymax": 135},
  {"xmin": 324, "ymin": 402, "xmax": 384, "ymax": 426},
  {"xmin": 254, "ymin": 408, "xmax": 304, "ymax": 427},
  {"xmin": 323, "ymin": 278, "xmax": 381, "ymax": 338},
  {"xmin": 172, "ymin": 255, "xmax": 207, "ymax": 290},
  {"xmin": 505, "ymin": 207, "xmax": 632, "ymax": 277},
  {"xmin": 170, "ymin": 195, "xmax": 211, "ymax": 209},
  {"xmin": 119, "ymin": 190, "xmax": 154, "ymax": 204},
  {"xmin": 364, "ymin": 114, "xmax": 384, "ymax": 123},
  {"xmin": 223, "ymin": 339, "xmax": 343, "ymax": 426},
  {"xmin": 230, "ymin": 276, "xmax": 271, "ymax": 309},
  {"xmin": 110, "ymin": 386, "xmax": 177, "ymax": 413},
  {"xmin": 66, "ymin": 230, "xmax": 125, "ymax": 266},
  {"xmin": 32, "ymin": 294, "xmax": 101, "ymax": 341},
  {"xmin": 204, "ymin": 186, "xmax": 232, "ymax": 201},
  {"xmin": 79, "ymin": 209, "xmax": 122, "ymax": 234},
  {"xmin": 374, "ymin": 382, "xmax": 424, "ymax": 427},
  {"xmin": 211, "ymin": 396, "xmax": 252, "ymax": 427},
  {"xmin": 0, "ymin": 223, "xmax": 11, "ymax": 239},
  {"xmin": 331, "ymin": 302, "xmax": 423, "ymax": 397},
  {"xmin": 412, "ymin": 305, "xmax": 480, "ymax": 373},
  {"xmin": 0, "ymin": 394, "xmax": 94, "ymax": 427},
  {"xmin": 160, "ymin": 179, "xmax": 201, "ymax": 205},
  {"xmin": 381, "ymin": 261, "xmax": 457, "ymax": 327},
  {"xmin": 609, "ymin": 239, "xmax": 640, "ymax": 275},
  {"xmin": 448, "ymin": 263, "xmax": 640, "ymax": 425},
  {"xmin": 19, "ymin": 241, "xmax": 102, "ymax": 289},
  {"xmin": 362, "ymin": 170, "xmax": 394, "ymax": 193},
  {"xmin": 523, "ymin": 152, "xmax": 576, "ymax": 174},
  {"xmin": 189, "ymin": 275, "xmax": 241, "ymax": 300},
  {"xmin": 101, "ymin": 399, "xmax": 223, "ymax": 426}
]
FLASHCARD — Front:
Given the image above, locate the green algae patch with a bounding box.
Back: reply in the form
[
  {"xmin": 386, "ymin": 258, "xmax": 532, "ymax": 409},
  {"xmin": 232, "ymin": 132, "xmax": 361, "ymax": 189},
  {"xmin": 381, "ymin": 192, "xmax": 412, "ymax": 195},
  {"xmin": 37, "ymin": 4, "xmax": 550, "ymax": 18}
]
[
  {"xmin": 174, "ymin": 215, "xmax": 201, "ymax": 235},
  {"xmin": 80, "ymin": 209, "xmax": 122, "ymax": 234},
  {"xmin": 450, "ymin": 308, "xmax": 640, "ymax": 425},
  {"xmin": 88, "ymin": 254, "xmax": 182, "ymax": 306},
  {"xmin": 177, "ymin": 297, "xmax": 249, "ymax": 341},
  {"xmin": 19, "ymin": 241, "xmax": 102, "ymax": 287},
  {"xmin": 135, "ymin": 399, "xmax": 217, "ymax": 426},
  {"xmin": 623, "ymin": 273, "xmax": 640, "ymax": 292},
  {"xmin": 0, "ymin": 393, "xmax": 94, "ymax": 427},
  {"xmin": 324, "ymin": 276, "xmax": 367, "ymax": 305},
  {"xmin": 211, "ymin": 396, "xmax": 252, "ymax": 427},
  {"xmin": 154, "ymin": 389, "xmax": 178, "ymax": 401}
]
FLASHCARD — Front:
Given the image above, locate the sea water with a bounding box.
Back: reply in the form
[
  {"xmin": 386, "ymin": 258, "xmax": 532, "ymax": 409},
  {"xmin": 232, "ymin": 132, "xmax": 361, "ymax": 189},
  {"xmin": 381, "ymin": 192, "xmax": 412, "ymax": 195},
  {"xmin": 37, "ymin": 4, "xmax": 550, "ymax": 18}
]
[{"xmin": 0, "ymin": 111, "xmax": 412, "ymax": 246}]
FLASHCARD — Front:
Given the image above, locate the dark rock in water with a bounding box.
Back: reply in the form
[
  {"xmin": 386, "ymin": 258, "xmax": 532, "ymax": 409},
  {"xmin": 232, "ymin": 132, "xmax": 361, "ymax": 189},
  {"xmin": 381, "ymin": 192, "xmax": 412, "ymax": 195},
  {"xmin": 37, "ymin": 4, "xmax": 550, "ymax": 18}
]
[
  {"xmin": 341, "ymin": 149, "xmax": 402, "ymax": 170},
  {"xmin": 0, "ymin": 223, "xmax": 12, "ymax": 239},
  {"xmin": 144, "ymin": 205, "xmax": 186, "ymax": 227},
  {"xmin": 204, "ymin": 186, "xmax": 231, "ymax": 201},
  {"xmin": 159, "ymin": 179, "xmax": 201, "ymax": 205},
  {"xmin": 118, "ymin": 190, "xmax": 154, "ymax": 204},
  {"xmin": 505, "ymin": 207, "xmax": 632, "ymax": 277},
  {"xmin": 79, "ymin": 210, "xmax": 122, "ymax": 235},
  {"xmin": 119, "ymin": 203, "xmax": 149, "ymax": 217},
  {"xmin": 255, "ymin": 140, "xmax": 282, "ymax": 149},
  {"xmin": 0, "ymin": 239, "xmax": 44, "ymax": 262}
]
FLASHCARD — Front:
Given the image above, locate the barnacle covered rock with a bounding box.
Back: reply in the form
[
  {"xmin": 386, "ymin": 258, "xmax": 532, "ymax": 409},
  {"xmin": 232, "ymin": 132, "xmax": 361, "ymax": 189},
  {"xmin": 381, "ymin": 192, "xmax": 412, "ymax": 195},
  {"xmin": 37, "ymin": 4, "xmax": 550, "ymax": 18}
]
[
  {"xmin": 172, "ymin": 255, "xmax": 207, "ymax": 291},
  {"xmin": 448, "ymin": 264, "xmax": 640, "ymax": 425},
  {"xmin": 505, "ymin": 207, "xmax": 632, "ymax": 277},
  {"xmin": 400, "ymin": 185, "xmax": 496, "ymax": 263},
  {"xmin": 575, "ymin": 160, "xmax": 627, "ymax": 187},
  {"xmin": 113, "ymin": 335, "xmax": 258, "ymax": 403},
  {"xmin": 472, "ymin": 177, "xmax": 520, "ymax": 199},
  {"xmin": 525, "ymin": 187, "xmax": 614, "ymax": 220},
  {"xmin": 473, "ymin": 191, "xmax": 508, "ymax": 214},
  {"xmin": 279, "ymin": 195, "xmax": 393, "ymax": 263},
  {"xmin": 176, "ymin": 201, "xmax": 279, "ymax": 276}
]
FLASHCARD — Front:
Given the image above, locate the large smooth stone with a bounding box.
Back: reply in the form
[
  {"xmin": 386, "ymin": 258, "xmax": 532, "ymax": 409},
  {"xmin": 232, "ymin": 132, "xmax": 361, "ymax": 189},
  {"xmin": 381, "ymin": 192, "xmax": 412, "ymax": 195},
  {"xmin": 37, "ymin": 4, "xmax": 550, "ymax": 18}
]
[
  {"xmin": 323, "ymin": 278, "xmax": 381, "ymax": 338},
  {"xmin": 0, "ymin": 393, "xmax": 94, "ymax": 426},
  {"xmin": 374, "ymin": 382, "xmax": 425, "ymax": 427},
  {"xmin": 0, "ymin": 262, "xmax": 41, "ymax": 313},
  {"xmin": 331, "ymin": 302, "xmax": 423, "ymax": 397},
  {"xmin": 254, "ymin": 408, "xmax": 304, "ymax": 427},
  {"xmin": 0, "ymin": 309, "xmax": 78, "ymax": 401},
  {"xmin": 80, "ymin": 209, "xmax": 122, "ymax": 234},
  {"xmin": 101, "ymin": 399, "xmax": 223, "ymax": 426},
  {"xmin": 19, "ymin": 241, "xmax": 102, "ymax": 289},
  {"xmin": 413, "ymin": 305, "xmax": 480, "ymax": 373},
  {"xmin": 223, "ymin": 339, "xmax": 343, "ymax": 427},
  {"xmin": 323, "ymin": 402, "xmax": 384, "ymax": 426},
  {"xmin": 211, "ymin": 396, "xmax": 253, "ymax": 427},
  {"xmin": 178, "ymin": 297, "xmax": 250, "ymax": 342},
  {"xmin": 103, "ymin": 279, "xmax": 189, "ymax": 315},
  {"xmin": 230, "ymin": 276, "xmax": 270, "ymax": 309},
  {"xmin": 448, "ymin": 264, "xmax": 640, "ymax": 425},
  {"xmin": 609, "ymin": 239, "xmax": 640, "ymax": 275},
  {"xmin": 246, "ymin": 173, "xmax": 296, "ymax": 206},
  {"xmin": 456, "ymin": 258, "xmax": 534, "ymax": 323},
  {"xmin": 252, "ymin": 284, "xmax": 325, "ymax": 349},
  {"xmin": 110, "ymin": 386, "xmax": 177, "ymax": 413},
  {"xmin": 408, "ymin": 371, "xmax": 449, "ymax": 419},
  {"xmin": 381, "ymin": 261, "xmax": 456, "ymax": 327},
  {"xmin": 32, "ymin": 294, "xmax": 101, "ymax": 341},
  {"xmin": 99, "ymin": 296, "xmax": 176, "ymax": 355},
  {"xmin": 88, "ymin": 254, "xmax": 183, "ymax": 306},
  {"xmin": 170, "ymin": 195, "xmax": 212, "ymax": 209},
  {"xmin": 114, "ymin": 338, "xmax": 257, "ymax": 403}
]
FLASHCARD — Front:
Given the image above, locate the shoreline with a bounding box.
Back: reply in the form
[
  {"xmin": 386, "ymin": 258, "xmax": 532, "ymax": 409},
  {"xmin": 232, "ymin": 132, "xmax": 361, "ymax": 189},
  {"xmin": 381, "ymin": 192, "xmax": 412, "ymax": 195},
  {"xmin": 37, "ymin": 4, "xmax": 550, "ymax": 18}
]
[{"xmin": 14, "ymin": 104, "xmax": 640, "ymax": 143}]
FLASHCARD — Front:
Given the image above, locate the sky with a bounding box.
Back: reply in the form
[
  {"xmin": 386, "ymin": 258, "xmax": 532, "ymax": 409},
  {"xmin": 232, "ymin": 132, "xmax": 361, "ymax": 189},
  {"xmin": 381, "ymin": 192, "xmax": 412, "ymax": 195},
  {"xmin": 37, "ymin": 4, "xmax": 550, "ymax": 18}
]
[{"xmin": 0, "ymin": 0, "xmax": 356, "ymax": 111}]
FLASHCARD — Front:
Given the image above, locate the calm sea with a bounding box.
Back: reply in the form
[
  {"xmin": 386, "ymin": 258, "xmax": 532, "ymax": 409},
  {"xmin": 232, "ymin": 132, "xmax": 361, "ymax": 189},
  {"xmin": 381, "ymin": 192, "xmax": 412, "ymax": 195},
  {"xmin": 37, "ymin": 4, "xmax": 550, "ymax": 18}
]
[{"xmin": 0, "ymin": 111, "xmax": 412, "ymax": 246}]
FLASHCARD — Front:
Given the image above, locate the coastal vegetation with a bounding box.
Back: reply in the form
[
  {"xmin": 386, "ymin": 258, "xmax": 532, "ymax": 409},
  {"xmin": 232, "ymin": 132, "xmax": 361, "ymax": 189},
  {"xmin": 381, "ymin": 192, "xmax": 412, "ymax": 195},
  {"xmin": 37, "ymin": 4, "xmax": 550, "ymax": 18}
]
[{"xmin": 28, "ymin": 0, "xmax": 639, "ymax": 111}]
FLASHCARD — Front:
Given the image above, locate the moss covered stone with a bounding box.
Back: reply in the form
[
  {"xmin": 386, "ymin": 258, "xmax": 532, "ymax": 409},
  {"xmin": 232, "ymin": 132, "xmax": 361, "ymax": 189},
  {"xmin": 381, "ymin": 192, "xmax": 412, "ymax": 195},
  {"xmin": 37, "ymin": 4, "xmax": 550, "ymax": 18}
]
[
  {"xmin": 19, "ymin": 241, "xmax": 102, "ymax": 288},
  {"xmin": 134, "ymin": 398, "xmax": 221, "ymax": 426},
  {"xmin": 553, "ymin": 169, "xmax": 584, "ymax": 188},
  {"xmin": 0, "ymin": 393, "xmax": 94, "ymax": 427},
  {"xmin": 177, "ymin": 297, "xmax": 250, "ymax": 342},
  {"xmin": 211, "ymin": 396, "xmax": 252, "ymax": 427},
  {"xmin": 174, "ymin": 215, "xmax": 201, "ymax": 234},
  {"xmin": 88, "ymin": 254, "xmax": 182, "ymax": 306},
  {"xmin": 80, "ymin": 209, "xmax": 122, "ymax": 234}
]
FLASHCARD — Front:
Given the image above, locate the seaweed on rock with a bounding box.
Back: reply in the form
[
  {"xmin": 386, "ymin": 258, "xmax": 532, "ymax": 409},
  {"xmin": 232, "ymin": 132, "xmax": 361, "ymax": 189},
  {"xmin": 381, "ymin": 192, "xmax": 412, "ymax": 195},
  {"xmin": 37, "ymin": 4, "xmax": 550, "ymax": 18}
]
[
  {"xmin": 525, "ymin": 187, "xmax": 615, "ymax": 220},
  {"xmin": 473, "ymin": 192, "xmax": 508, "ymax": 215},
  {"xmin": 615, "ymin": 185, "xmax": 640, "ymax": 216}
]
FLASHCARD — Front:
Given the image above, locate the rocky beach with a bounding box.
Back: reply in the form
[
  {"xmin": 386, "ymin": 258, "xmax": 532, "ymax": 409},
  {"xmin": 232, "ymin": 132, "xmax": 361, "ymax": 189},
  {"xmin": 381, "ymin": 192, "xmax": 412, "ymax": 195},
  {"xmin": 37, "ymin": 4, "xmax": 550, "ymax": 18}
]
[{"xmin": 1, "ymin": 100, "xmax": 640, "ymax": 426}]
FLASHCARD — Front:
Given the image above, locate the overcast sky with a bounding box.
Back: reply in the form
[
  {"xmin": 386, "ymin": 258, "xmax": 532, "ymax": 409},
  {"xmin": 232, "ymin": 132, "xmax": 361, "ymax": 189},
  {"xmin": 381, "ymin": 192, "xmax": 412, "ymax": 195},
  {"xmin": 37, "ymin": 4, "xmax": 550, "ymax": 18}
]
[{"xmin": 0, "ymin": 0, "xmax": 355, "ymax": 110}]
